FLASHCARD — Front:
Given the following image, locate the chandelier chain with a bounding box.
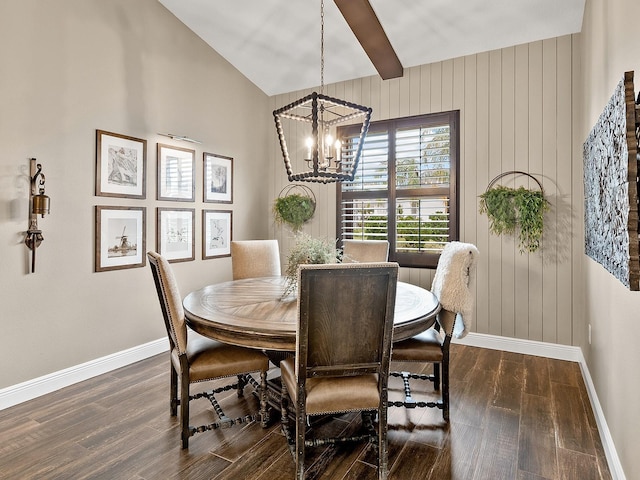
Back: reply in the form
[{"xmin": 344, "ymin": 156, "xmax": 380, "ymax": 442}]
[{"xmin": 320, "ymin": 0, "xmax": 325, "ymax": 94}]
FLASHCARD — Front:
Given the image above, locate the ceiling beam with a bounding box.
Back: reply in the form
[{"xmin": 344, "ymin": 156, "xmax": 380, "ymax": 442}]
[{"xmin": 334, "ymin": 0, "xmax": 403, "ymax": 80}]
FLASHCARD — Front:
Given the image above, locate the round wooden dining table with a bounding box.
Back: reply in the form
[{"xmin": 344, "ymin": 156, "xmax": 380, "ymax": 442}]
[{"xmin": 183, "ymin": 275, "xmax": 440, "ymax": 351}]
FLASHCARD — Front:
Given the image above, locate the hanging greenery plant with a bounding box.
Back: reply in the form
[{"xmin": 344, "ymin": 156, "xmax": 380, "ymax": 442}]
[
  {"xmin": 479, "ymin": 172, "xmax": 550, "ymax": 253},
  {"xmin": 273, "ymin": 185, "xmax": 316, "ymax": 232}
]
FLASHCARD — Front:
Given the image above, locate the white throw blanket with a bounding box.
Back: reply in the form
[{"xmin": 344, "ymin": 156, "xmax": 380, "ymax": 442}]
[{"xmin": 431, "ymin": 241, "xmax": 479, "ymax": 338}]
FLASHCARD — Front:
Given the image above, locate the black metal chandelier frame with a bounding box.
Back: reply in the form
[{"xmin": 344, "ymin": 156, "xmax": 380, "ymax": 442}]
[{"xmin": 273, "ymin": 92, "xmax": 371, "ymax": 183}]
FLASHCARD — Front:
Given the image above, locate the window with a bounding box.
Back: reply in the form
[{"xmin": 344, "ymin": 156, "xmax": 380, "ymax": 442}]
[{"xmin": 337, "ymin": 111, "xmax": 459, "ymax": 268}]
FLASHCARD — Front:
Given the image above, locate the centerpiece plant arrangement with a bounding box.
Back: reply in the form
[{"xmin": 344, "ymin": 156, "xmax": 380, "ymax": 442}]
[
  {"xmin": 282, "ymin": 232, "xmax": 340, "ymax": 298},
  {"xmin": 478, "ymin": 173, "xmax": 550, "ymax": 253}
]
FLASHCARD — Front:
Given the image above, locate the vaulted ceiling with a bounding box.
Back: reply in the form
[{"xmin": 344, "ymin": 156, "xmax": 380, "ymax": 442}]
[{"xmin": 158, "ymin": 0, "xmax": 585, "ymax": 96}]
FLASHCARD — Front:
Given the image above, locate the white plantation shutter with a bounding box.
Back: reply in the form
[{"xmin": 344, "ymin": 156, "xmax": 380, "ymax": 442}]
[
  {"xmin": 339, "ymin": 198, "xmax": 389, "ymax": 240},
  {"xmin": 342, "ymin": 131, "xmax": 389, "ymax": 192}
]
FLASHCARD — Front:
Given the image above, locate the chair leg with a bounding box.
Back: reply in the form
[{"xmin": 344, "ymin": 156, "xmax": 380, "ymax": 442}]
[
  {"xmin": 280, "ymin": 382, "xmax": 307, "ymax": 479},
  {"xmin": 259, "ymin": 370, "xmax": 269, "ymax": 427},
  {"xmin": 237, "ymin": 374, "xmax": 247, "ymax": 398},
  {"xmin": 280, "ymin": 382, "xmax": 294, "ymax": 444},
  {"xmin": 295, "ymin": 392, "xmax": 307, "ymax": 480},
  {"xmin": 280, "ymin": 381, "xmax": 295, "ymax": 458},
  {"xmin": 180, "ymin": 371, "xmax": 191, "ymax": 449},
  {"xmin": 433, "ymin": 361, "xmax": 441, "ymax": 391},
  {"xmin": 170, "ymin": 365, "xmax": 178, "ymax": 416},
  {"xmin": 280, "ymin": 381, "xmax": 289, "ymax": 436},
  {"xmin": 442, "ymin": 356, "xmax": 450, "ymax": 422},
  {"xmin": 378, "ymin": 404, "xmax": 389, "ymax": 480}
]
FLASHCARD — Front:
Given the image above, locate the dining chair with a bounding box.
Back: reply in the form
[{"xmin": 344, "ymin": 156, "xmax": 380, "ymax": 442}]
[
  {"xmin": 390, "ymin": 241, "xmax": 478, "ymax": 422},
  {"xmin": 280, "ymin": 262, "xmax": 398, "ymax": 480},
  {"xmin": 342, "ymin": 239, "xmax": 390, "ymax": 263},
  {"xmin": 231, "ymin": 239, "xmax": 281, "ymax": 280},
  {"xmin": 231, "ymin": 239, "xmax": 287, "ymax": 367},
  {"xmin": 147, "ymin": 251, "xmax": 269, "ymax": 449}
]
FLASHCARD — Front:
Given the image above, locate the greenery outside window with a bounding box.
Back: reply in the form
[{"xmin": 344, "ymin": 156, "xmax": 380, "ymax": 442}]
[{"xmin": 337, "ymin": 111, "xmax": 460, "ymax": 268}]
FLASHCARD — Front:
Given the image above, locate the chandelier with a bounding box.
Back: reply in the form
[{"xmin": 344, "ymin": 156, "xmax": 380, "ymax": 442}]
[{"xmin": 273, "ymin": 0, "xmax": 372, "ymax": 184}]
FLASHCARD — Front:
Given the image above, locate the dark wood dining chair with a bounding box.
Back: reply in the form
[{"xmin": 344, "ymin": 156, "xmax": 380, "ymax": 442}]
[
  {"xmin": 342, "ymin": 239, "xmax": 389, "ymax": 263},
  {"xmin": 147, "ymin": 251, "xmax": 269, "ymax": 449},
  {"xmin": 231, "ymin": 239, "xmax": 281, "ymax": 279},
  {"xmin": 280, "ymin": 262, "xmax": 398, "ymax": 480},
  {"xmin": 390, "ymin": 241, "xmax": 478, "ymax": 422}
]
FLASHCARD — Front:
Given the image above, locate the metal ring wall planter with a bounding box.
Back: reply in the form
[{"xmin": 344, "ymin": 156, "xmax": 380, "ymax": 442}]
[
  {"xmin": 485, "ymin": 170, "xmax": 544, "ymax": 193},
  {"xmin": 479, "ymin": 171, "xmax": 549, "ymax": 253},
  {"xmin": 274, "ymin": 184, "xmax": 317, "ymax": 232}
]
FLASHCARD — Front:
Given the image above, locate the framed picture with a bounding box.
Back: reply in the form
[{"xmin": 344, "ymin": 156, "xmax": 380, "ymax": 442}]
[
  {"xmin": 96, "ymin": 130, "xmax": 147, "ymax": 198},
  {"xmin": 95, "ymin": 206, "xmax": 146, "ymax": 272},
  {"xmin": 204, "ymin": 152, "xmax": 233, "ymax": 203},
  {"xmin": 202, "ymin": 209, "xmax": 232, "ymax": 259},
  {"xmin": 157, "ymin": 208, "xmax": 195, "ymax": 263},
  {"xmin": 157, "ymin": 143, "xmax": 195, "ymax": 201}
]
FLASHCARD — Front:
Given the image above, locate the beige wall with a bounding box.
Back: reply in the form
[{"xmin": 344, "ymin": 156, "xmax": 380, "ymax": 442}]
[
  {"xmin": 580, "ymin": 0, "xmax": 640, "ymax": 477},
  {"xmin": 0, "ymin": 0, "xmax": 270, "ymax": 388},
  {"xmin": 269, "ymin": 36, "xmax": 582, "ymax": 347}
]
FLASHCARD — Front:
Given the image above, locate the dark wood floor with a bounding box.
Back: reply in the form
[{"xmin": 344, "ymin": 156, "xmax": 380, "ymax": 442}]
[{"xmin": 0, "ymin": 344, "xmax": 612, "ymax": 480}]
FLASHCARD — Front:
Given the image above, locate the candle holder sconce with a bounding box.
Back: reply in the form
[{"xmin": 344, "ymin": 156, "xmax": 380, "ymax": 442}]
[{"xmin": 25, "ymin": 158, "xmax": 50, "ymax": 273}]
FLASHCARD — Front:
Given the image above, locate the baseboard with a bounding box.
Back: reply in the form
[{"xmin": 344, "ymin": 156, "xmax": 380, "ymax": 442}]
[
  {"xmin": 453, "ymin": 331, "xmax": 585, "ymax": 361},
  {"xmin": 455, "ymin": 332, "xmax": 625, "ymax": 480},
  {"xmin": 576, "ymin": 357, "xmax": 626, "ymax": 480},
  {"xmin": 0, "ymin": 338, "xmax": 168, "ymax": 411}
]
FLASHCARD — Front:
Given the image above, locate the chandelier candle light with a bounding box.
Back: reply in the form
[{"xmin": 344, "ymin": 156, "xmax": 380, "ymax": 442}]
[{"xmin": 273, "ymin": 0, "xmax": 372, "ymax": 184}]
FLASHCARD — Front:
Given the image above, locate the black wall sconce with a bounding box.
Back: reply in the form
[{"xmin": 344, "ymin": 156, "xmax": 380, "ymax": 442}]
[{"xmin": 25, "ymin": 158, "xmax": 50, "ymax": 273}]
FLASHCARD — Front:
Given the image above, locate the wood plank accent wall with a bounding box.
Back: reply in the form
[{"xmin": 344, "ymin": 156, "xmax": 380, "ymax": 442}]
[{"xmin": 269, "ymin": 35, "xmax": 578, "ymax": 346}]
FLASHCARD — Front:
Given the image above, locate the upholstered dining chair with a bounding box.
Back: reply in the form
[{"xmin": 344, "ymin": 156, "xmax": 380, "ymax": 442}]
[
  {"xmin": 147, "ymin": 251, "xmax": 269, "ymax": 449},
  {"xmin": 342, "ymin": 239, "xmax": 390, "ymax": 263},
  {"xmin": 280, "ymin": 262, "xmax": 398, "ymax": 480},
  {"xmin": 390, "ymin": 241, "xmax": 478, "ymax": 422},
  {"xmin": 231, "ymin": 239, "xmax": 281, "ymax": 280},
  {"xmin": 231, "ymin": 239, "xmax": 286, "ymax": 366}
]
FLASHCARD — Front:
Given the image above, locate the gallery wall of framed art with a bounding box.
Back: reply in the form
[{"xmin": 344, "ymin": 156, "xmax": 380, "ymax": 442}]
[{"xmin": 94, "ymin": 129, "xmax": 235, "ymax": 272}]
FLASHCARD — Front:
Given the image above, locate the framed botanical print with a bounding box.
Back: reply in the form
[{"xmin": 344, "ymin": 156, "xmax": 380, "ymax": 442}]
[
  {"xmin": 202, "ymin": 209, "xmax": 232, "ymax": 259},
  {"xmin": 96, "ymin": 130, "xmax": 146, "ymax": 198},
  {"xmin": 157, "ymin": 143, "xmax": 195, "ymax": 201},
  {"xmin": 95, "ymin": 206, "xmax": 146, "ymax": 272},
  {"xmin": 157, "ymin": 208, "xmax": 195, "ymax": 263},
  {"xmin": 204, "ymin": 152, "xmax": 233, "ymax": 203}
]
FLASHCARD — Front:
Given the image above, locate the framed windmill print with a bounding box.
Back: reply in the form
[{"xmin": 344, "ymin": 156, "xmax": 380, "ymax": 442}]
[
  {"xmin": 203, "ymin": 152, "xmax": 233, "ymax": 203},
  {"xmin": 96, "ymin": 130, "xmax": 147, "ymax": 198},
  {"xmin": 95, "ymin": 206, "xmax": 146, "ymax": 272},
  {"xmin": 202, "ymin": 209, "xmax": 232, "ymax": 259},
  {"xmin": 157, "ymin": 207, "xmax": 195, "ymax": 263},
  {"xmin": 157, "ymin": 143, "xmax": 195, "ymax": 201}
]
